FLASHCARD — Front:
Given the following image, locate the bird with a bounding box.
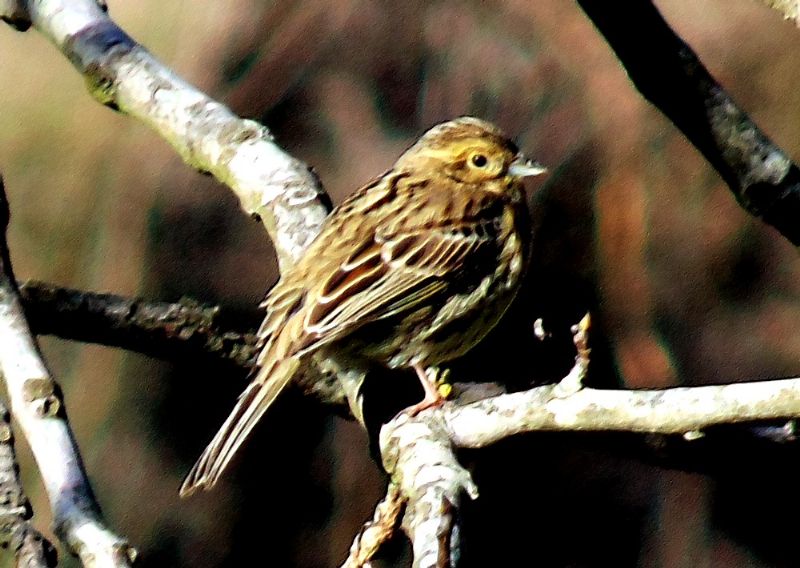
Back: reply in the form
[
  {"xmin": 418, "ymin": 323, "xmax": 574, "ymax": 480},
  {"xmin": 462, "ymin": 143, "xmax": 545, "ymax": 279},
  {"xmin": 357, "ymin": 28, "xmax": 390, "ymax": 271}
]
[{"xmin": 180, "ymin": 116, "xmax": 546, "ymax": 496}]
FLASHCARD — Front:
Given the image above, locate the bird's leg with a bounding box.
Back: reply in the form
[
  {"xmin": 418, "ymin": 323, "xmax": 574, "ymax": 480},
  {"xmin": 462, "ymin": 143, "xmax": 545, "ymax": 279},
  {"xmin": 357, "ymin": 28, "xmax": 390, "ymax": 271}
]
[{"xmin": 405, "ymin": 364, "xmax": 446, "ymax": 416}]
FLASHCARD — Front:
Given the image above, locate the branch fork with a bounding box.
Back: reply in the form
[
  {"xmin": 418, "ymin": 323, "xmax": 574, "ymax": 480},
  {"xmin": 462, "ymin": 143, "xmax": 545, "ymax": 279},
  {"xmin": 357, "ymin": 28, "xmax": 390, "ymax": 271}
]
[{"xmin": 342, "ymin": 315, "xmax": 592, "ymax": 568}]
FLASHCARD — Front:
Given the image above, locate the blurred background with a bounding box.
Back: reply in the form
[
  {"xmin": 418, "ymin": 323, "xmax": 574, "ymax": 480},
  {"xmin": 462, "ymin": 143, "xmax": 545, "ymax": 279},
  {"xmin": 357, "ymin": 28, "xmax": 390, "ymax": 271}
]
[{"xmin": 2, "ymin": 0, "xmax": 800, "ymax": 566}]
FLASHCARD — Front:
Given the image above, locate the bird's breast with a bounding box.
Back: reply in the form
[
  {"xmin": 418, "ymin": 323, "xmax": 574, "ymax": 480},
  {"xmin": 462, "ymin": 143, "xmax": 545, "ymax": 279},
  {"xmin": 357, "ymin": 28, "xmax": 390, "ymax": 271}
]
[{"xmin": 351, "ymin": 201, "xmax": 528, "ymax": 368}]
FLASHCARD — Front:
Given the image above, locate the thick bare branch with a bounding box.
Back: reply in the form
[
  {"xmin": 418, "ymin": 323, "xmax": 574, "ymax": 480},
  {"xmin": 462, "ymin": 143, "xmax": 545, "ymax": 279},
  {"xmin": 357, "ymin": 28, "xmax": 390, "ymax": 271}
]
[
  {"xmin": 1, "ymin": 0, "xmax": 330, "ymax": 270},
  {"xmin": 0, "ymin": 402, "xmax": 57, "ymax": 567},
  {"xmin": 579, "ymin": 0, "xmax": 800, "ymax": 244},
  {"xmin": 0, "ymin": 179, "xmax": 134, "ymax": 567},
  {"xmin": 380, "ymin": 412, "xmax": 477, "ymax": 568}
]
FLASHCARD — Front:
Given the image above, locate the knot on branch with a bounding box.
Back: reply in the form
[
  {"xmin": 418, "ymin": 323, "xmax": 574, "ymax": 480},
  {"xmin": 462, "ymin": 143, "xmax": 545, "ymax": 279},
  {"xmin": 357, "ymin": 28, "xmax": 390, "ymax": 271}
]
[
  {"xmin": 21, "ymin": 378, "xmax": 61, "ymax": 418},
  {"xmin": 62, "ymin": 22, "xmax": 137, "ymax": 107}
]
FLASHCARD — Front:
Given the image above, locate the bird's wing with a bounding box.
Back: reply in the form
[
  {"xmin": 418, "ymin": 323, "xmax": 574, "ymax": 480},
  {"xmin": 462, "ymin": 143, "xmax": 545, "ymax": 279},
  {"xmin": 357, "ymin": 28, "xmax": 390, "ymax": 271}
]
[{"xmin": 294, "ymin": 217, "xmax": 500, "ymax": 354}]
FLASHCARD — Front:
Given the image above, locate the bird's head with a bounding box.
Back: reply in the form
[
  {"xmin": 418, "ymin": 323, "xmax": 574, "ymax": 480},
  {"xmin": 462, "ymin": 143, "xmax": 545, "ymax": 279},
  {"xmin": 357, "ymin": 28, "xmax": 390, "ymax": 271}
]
[{"xmin": 395, "ymin": 117, "xmax": 546, "ymax": 194}]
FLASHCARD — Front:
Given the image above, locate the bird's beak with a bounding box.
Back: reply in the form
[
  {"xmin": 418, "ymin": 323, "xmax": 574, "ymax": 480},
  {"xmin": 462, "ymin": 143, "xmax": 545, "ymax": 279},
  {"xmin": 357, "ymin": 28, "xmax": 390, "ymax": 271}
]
[{"xmin": 508, "ymin": 155, "xmax": 547, "ymax": 178}]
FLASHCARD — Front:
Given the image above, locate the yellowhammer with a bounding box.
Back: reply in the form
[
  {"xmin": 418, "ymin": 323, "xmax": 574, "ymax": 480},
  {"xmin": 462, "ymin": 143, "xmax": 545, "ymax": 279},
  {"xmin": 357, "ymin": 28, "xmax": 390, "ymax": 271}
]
[{"xmin": 181, "ymin": 116, "xmax": 546, "ymax": 496}]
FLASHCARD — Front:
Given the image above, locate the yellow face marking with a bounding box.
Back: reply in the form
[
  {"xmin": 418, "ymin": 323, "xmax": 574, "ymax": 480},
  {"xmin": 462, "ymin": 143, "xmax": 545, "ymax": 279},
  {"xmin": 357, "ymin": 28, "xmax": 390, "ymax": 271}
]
[{"xmin": 411, "ymin": 138, "xmax": 515, "ymax": 185}]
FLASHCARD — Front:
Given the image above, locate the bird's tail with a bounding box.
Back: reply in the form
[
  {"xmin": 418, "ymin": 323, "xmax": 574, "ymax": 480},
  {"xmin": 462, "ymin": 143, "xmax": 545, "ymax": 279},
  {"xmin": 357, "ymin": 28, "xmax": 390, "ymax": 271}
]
[{"xmin": 179, "ymin": 356, "xmax": 301, "ymax": 497}]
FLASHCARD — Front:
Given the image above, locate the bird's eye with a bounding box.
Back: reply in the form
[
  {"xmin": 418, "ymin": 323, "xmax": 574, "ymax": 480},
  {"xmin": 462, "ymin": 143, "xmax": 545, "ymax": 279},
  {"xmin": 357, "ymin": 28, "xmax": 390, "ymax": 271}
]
[{"xmin": 471, "ymin": 154, "xmax": 488, "ymax": 168}]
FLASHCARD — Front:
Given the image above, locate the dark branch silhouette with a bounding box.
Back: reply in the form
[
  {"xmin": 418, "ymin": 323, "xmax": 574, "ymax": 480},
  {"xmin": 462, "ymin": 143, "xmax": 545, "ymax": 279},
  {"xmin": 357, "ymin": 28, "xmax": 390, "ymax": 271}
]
[{"xmin": 579, "ymin": 0, "xmax": 800, "ymax": 244}]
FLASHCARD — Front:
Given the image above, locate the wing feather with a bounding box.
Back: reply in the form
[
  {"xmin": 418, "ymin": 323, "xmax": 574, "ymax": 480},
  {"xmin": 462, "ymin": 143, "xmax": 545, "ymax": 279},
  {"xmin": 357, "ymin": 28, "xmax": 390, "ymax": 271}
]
[{"xmin": 295, "ymin": 220, "xmax": 497, "ymax": 354}]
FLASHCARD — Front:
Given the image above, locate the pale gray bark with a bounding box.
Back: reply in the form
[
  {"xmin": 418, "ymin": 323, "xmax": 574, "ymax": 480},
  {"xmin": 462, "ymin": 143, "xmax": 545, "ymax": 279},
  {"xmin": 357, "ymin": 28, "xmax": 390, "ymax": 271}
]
[{"xmin": 0, "ymin": 179, "xmax": 134, "ymax": 567}]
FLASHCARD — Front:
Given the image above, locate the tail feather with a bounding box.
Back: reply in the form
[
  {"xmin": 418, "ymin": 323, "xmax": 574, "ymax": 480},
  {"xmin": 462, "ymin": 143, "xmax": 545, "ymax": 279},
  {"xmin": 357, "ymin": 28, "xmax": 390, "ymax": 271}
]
[{"xmin": 180, "ymin": 357, "xmax": 300, "ymax": 497}]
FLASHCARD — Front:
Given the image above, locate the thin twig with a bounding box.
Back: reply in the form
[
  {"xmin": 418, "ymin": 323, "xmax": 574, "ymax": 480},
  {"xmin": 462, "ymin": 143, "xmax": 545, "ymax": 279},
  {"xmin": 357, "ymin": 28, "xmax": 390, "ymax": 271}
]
[
  {"xmin": 446, "ymin": 374, "xmax": 800, "ymax": 448},
  {"xmin": 341, "ymin": 483, "xmax": 405, "ymax": 568}
]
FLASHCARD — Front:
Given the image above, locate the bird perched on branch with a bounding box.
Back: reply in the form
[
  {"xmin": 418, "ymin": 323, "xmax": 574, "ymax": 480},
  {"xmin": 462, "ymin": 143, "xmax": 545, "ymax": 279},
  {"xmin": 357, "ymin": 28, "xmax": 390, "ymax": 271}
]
[{"xmin": 180, "ymin": 117, "xmax": 546, "ymax": 496}]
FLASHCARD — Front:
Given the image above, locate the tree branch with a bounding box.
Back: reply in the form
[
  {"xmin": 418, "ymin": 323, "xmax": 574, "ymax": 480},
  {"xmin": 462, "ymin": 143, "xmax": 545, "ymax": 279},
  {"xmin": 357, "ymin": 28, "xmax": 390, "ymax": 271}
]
[
  {"xmin": 17, "ymin": 281, "xmax": 356, "ymax": 414},
  {"xmin": 579, "ymin": 0, "xmax": 800, "ymax": 244},
  {"xmin": 0, "ymin": 401, "xmax": 57, "ymax": 567},
  {"xmin": 379, "ymin": 411, "xmax": 478, "ymax": 568},
  {"xmin": 0, "ymin": 179, "xmax": 134, "ymax": 566},
  {"xmin": 369, "ymin": 315, "xmax": 800, "ymax": 566},
  {"xmin": 446, "ymin": 377, "xmax": 800, "ymax": 448},
  {"xmin": 15, "ymin": 283, "xmax": 800, "ymax": 564},
  {"xmin": 7, "ymin": 0, "xmax": 372, "ymax": 418},
  {"xmin": 19, "ymin": 281, "xmax": 260, "ymax": 369},
  {"xmin": 1, "ymin": 0, "xmax": 330, "ymax": 270}
]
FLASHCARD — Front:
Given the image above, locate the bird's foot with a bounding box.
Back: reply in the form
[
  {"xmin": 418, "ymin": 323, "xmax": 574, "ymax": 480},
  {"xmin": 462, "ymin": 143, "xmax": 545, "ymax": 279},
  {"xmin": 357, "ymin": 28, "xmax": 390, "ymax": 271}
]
[
  {"xmin": 403, "ymin": 389, "xmax": 445, "ymax": 417},
  {"xmin": 429, "ymin": 367, "xmax": 453, "ymax": 399},
  {"xmin": 402, "ymin": 364, "xmax": 449, "ymax": 416}
]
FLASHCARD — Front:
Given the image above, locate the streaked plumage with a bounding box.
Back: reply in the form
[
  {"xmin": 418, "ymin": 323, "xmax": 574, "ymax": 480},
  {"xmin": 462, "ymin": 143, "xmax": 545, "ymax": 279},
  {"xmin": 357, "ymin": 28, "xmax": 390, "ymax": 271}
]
[{"xmin": 180, "ymin": 117, "xmax": 545, "ymax": 496}]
